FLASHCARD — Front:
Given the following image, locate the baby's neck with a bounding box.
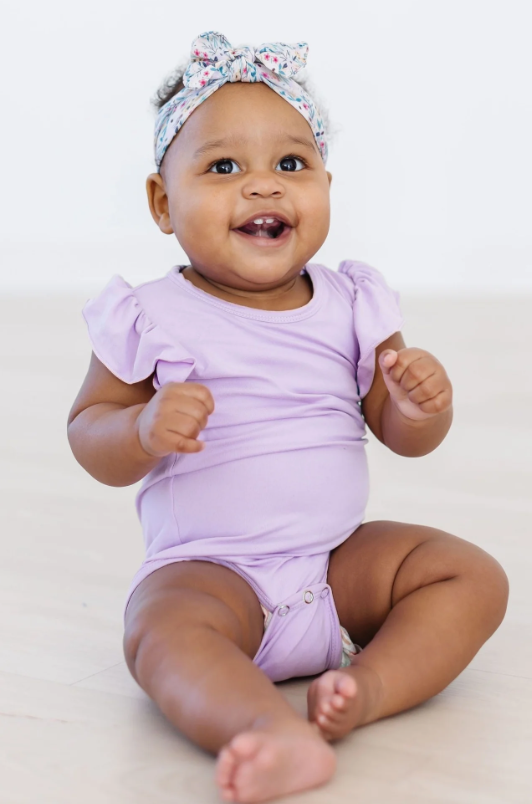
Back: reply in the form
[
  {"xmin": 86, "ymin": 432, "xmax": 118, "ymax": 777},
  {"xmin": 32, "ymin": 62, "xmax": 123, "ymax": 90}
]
[{"xmin": 181, "ymin": 267, "xmax": 313, "ymax": 312}]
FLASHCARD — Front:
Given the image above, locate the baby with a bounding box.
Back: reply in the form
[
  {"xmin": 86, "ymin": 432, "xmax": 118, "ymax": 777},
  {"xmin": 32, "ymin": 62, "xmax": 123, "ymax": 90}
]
[{"xmin": 67, "ymin": 31, "xmax": 509, "ymax": 804}]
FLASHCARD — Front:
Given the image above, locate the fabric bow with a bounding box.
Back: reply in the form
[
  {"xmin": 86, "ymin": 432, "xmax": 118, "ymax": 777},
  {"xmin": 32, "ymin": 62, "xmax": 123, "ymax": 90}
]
[{"xmin": 184, "ymin": 32, "xmax": 309, "ymax": 88}]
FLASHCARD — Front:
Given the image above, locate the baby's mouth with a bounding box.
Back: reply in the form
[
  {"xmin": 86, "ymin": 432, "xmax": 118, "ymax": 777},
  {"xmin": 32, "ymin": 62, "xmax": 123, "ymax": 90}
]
[{"xmin": 236, "ymin": 217, "xmax": 288, "ymax": 239}]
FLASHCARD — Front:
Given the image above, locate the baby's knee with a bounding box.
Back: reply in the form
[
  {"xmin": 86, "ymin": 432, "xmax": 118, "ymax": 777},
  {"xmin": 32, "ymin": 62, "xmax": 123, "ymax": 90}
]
[
  {"xmin": 123, "ymin": 607, "xmax": 167, "ymax": 680},
  {"xmin": 123, "ymin": 585, "xmax": 254, "ymax": 682},
  {"xmin": 396, "ymin": 532, "xmax": 509, "ymax": 631},
  {"xmin": 470, "ymin": 549, "xmax": 509, "ymax": 628}
]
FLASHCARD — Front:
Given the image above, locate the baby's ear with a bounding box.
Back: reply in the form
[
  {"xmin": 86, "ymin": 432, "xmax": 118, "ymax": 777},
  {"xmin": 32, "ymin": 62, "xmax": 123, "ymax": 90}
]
[
  {"xmin": 146, "ymin": 173, "xmax": 174, "ymax": 234},
  {"xmin": 326, "ymin": 171, "xmax": 332, "ymax": 186}
]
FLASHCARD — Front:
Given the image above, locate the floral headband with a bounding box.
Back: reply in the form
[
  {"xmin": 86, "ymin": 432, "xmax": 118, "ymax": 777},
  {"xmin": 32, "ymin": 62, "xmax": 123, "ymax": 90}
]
[{"xmin": 154, "ymin": 31, "xmax": 328, "ymax": 170}]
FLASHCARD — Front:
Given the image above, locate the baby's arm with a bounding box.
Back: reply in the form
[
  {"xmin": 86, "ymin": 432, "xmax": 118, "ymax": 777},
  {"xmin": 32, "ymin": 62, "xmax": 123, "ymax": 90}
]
[
  {"xmin": 67, "ymin": 353, "xmax": 214, "ymax": 486},
  {"xmin": 67, "ymin": 352, "xmax": 161, "ymax": 486},
  {"xmin": 362, "ymin": 332, "xmax": 453, "ymax": 457}
]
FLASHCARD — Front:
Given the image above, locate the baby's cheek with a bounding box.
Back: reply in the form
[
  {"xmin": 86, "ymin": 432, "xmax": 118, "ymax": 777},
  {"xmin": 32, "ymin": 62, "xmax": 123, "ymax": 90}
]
[
  {"xmin": 301, "ymin": 204, "xmax": 330, "ymax": 247},
  {"xmin": 301, "ymin": 186, "xmax": 330, "ymax": 227},
  {"xmin": 176, "ymin": 204, "xmax": 225, "ymax": 252}
]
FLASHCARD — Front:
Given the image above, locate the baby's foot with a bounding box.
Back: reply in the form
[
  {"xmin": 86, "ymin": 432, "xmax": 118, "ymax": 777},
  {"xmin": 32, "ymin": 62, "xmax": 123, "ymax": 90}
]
[
  {"xmin": 215, "ymin": 719, "xmax": 336, "ymax": 803},
  {"xmin": 307, "ymin": 665, "xmax": 383, "ymax": 741}
]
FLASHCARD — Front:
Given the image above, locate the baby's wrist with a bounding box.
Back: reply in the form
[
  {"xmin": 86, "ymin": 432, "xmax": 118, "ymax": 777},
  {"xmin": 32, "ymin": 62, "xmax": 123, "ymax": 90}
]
[
  {"xmin": 390, "ymin": 400, "xmax": 441, "ymax": 425},
  {"xmin": 132, "ymin": 406, "xmax": 161, "ymax": 462},
  {"xmin": 382, "ymin": 395, "xmax": 453, "ymax": 456},
  {"xmin": 123, "ymin": 406, "xmax": 163, "ymax": 475}
]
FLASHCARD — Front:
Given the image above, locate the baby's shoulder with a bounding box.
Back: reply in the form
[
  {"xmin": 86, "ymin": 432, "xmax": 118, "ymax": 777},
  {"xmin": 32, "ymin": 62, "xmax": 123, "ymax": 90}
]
[
  {"xmin": 85, "ymin": 270, "xmax": 180, "ymax": 328},
  {"xmin": 125, "ymin": 272, "xmax": 177, "ymax": 309},
  {"xmin": 82, "ymin": 269, "xmax": 195, "ymax": 387},
  {"xmin": 313, "ymin": 260, "xmax": 396, "ymax": 306}
]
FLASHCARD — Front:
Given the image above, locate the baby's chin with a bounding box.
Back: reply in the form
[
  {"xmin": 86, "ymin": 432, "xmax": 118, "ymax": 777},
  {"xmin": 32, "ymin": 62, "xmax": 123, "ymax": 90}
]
[
  {"xmin": 215, "ymin": 262, "xmax": 302, "ymax": 290},
  {"xmin": 184, "ymin": 247, "xmax": 307, "ymax": 287},
  {"xmin": 225, "ymin": 253, "xmax": 305, "ymax": 285}
]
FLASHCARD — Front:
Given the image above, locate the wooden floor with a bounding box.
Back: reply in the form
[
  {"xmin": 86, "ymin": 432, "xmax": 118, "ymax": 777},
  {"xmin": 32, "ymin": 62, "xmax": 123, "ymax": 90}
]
[{"xmin": 1, "ymin": 292, "xmax": 531, "ymax": 803}]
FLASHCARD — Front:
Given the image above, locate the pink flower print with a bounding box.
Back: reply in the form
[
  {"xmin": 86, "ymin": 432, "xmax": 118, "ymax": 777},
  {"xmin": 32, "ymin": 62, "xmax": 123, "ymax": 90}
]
[
  {"xmin": 194, "ymin": 49, "xmax": 199, "ymax": 55},
  {"xmin": 273, "ymin": 57, "xmax": 278, "ymax": 63},
  {"xmin": 303, "ymin": 103, "xmax": 308, "ymax": 109},
  {"xmin": 204, "ymin": 71, "xmax": 208, "ymax": 75},
  {"xmin": 201, "ymin": 80, "xmax": 206, "ymax": 86},
  {"xmin": 264, "ymin": 54, "xmax": 270, "ymax": 59}
]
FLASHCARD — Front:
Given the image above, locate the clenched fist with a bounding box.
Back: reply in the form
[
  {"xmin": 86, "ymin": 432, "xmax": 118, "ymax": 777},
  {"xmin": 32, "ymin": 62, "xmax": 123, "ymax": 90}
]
[
  {"xmin": 379, "ymin": 348, "xmax": 452, "ymax": 421},
  {"xmin": 136, "ymin": 382, "xmax": 215, "ymax": 457}
]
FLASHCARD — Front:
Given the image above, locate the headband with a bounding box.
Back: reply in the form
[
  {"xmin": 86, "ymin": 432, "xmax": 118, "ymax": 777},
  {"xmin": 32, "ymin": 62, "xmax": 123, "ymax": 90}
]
[{"xmin": 154, "ymin": 31, "xmax": 327, "ymax": 170}]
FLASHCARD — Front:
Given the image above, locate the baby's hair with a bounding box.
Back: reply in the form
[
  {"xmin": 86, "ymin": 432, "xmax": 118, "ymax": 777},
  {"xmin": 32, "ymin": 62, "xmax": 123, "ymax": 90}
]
[
  {"xmin": 151, "ymin": 63, "xmax": 332, "ymax": 143},
  {"xmin": 151, "ymin": 63, "xmax": 188, "ymax": 110}
]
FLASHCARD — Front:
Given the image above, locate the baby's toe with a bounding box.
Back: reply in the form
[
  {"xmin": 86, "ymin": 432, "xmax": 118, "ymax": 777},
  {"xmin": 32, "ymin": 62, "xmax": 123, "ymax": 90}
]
[
  {"xmin": 317, "ymin": 715, "xmax": 341, "ymax": 741},
  {"xmin": 318, "ymin": 700, "xmax": 333, "ymax": 717},
  {"xmin": 330, "ymin": 692, "xmax": 349, "ymax": 711},
  {"xmin": 316, "ymin": 685, "xmax": 351, "ymax": 717},
  {"xmin": 315, "ymin": 671, "xmax": 339, "ymax": 698},
  {"xmin": 334, "ymin": 672, "xmax": 357, "ymax": 699},
  {"xmin": 215, "ymin": 747, "xmax": 238, "ymax": 796},
  {"xmin": 317, "ymin": 705, "xmax": 340, "ymax": 727},
  {"xmin": 228, "ymin": 731, "xmax": 263, "ymax": 761},
  {"xmin": 319, "ymin": 706, "xmax": 344, "ymax": 723}
]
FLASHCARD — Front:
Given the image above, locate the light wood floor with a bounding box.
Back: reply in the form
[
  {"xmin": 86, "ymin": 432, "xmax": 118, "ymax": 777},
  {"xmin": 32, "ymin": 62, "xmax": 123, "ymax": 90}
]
[{"xmin": 1, "ymin": 292, "xmax": 531, "ymax": 803}]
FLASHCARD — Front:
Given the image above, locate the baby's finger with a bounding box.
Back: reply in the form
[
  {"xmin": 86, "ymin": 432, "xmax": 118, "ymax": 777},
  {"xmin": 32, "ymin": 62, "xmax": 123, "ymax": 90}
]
[
  {"xmin": 403, "ymin": 370, "xmax": 441, "ymax": 400},
  {"xmin": 166, "ymin": 429, "xmax": 205, "ymax": 453},
  {"xmin": 179, "ymin": 382, "xmax": 216, "ymax": 415},
  {"xmin": 165, "ymin": 395, "xmax": 210, "ymax": 431},
  {"xmin": 414, "ymin": 389, "xmax": 452, "ymax": 416},
  {"xmin": 162, "ymin": 382, "xmax": 215, "ymax": 416},
  {"xmin": 383, "ymin": 346, "xmax": 427, "ymax": 382},
  {"xmin": 378, "ymin": 350, "xmax": 398, "ymax": 374},
  {"xmin": 390, "ymin": 354, "xmax": 436, "ymax": 391}
]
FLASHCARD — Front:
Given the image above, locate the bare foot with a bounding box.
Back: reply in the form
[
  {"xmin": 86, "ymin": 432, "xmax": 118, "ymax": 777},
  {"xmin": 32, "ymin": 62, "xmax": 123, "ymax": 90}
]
[
  {"xmin": 215, "ymin": 719, "xmax": 336, "ymax": 803},
  {"xmin": 307, "ymin": 664, "xmax": 383, "ymax": 741}
]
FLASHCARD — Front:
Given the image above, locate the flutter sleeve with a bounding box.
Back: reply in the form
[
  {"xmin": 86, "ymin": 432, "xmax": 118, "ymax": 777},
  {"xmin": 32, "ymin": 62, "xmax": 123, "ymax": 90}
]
[
  {"xmin": 82, "ymin": 275, "xmax": 196, "ymax": 387},
  {"xmin": 338, "ymin": 260, "xmax": 404, "ymax": 399}
]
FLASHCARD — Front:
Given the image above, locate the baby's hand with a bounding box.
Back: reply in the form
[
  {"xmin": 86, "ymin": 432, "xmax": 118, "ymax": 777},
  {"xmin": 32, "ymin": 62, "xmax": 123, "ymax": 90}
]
[
  {"xmin": 136, "ymin": 382, "xmax": 215, "ymax": 457},
  {"xmin": 378, "ymin": 348, "xmax": 452, "ymax": 421}
]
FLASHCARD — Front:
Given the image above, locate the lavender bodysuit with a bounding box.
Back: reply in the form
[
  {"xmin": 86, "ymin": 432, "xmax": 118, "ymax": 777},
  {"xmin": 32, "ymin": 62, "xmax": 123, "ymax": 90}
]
[{"xmin": 83, "ymin": 261, "xmax": 404, "ymax": 682}]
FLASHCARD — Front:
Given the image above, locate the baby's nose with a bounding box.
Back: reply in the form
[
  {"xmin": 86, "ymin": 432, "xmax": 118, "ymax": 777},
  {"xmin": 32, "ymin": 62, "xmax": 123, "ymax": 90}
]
[{"xmin": 241, "ymin": 171, "xmax": 285, "ymax": 199}]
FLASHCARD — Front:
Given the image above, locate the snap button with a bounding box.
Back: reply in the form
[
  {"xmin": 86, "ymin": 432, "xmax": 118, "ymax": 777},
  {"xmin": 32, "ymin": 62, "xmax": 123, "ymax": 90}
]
[
  {"xmin": 303, "ymin": 590, "xmax": 314, "ymax": 604},
  {"xmin": 320, "ymin": 588, "xmax": 330, "ymax": 599},
  {"xmin": 278, "ymin": 605, "xmax": 290, "ymax": 616}
]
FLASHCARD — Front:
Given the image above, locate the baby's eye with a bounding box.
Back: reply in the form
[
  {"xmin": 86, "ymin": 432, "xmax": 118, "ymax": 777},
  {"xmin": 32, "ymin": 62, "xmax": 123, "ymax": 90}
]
[
  {"xmin": 276, "ymin": 156, "xmax": 306, "ymax": 172},
  {"xmin": 209, "ymin": 159, "xmax": 241, "ymax": 174}
]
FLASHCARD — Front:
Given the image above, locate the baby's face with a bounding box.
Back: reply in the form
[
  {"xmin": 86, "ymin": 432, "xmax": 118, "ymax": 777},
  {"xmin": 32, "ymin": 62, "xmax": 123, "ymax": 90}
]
[{"xmin": 147, "ymin": 83, "xmax": 332, "ymax": 291}]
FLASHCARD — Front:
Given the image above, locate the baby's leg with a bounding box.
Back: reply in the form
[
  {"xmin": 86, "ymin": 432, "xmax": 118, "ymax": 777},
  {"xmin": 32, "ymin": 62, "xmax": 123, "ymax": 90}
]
[
  {"xmin": 309, "ymin": 521, "xmax": 509, "ymax": 740},
  {"xmin": 124, "ymin": 561, "xmax": 335, "ymax": 802}
]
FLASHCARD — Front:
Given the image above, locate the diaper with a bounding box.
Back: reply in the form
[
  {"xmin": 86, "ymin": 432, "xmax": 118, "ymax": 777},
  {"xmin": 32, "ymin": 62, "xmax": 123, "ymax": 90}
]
[{"xmin": 260, "ymin": 604, "xmax": 361, "ymax": 670}]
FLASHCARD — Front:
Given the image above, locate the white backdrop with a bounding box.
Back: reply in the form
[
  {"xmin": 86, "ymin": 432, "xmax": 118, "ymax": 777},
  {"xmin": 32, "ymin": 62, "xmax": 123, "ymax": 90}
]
[{"xmin": 1, "ymin": 0, "xmax": 531, "ymax": 293}]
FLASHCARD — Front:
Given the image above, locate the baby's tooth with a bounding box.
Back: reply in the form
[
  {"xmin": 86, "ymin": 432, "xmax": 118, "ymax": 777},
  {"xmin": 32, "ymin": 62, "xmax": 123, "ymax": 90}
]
[
  {"xmin": 264, "ymin": 218, "xmax": 275, "ymax": 223},
  {"xmin": 253, "ymin": 218, "xmax": 264, "ymax": 224}
]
